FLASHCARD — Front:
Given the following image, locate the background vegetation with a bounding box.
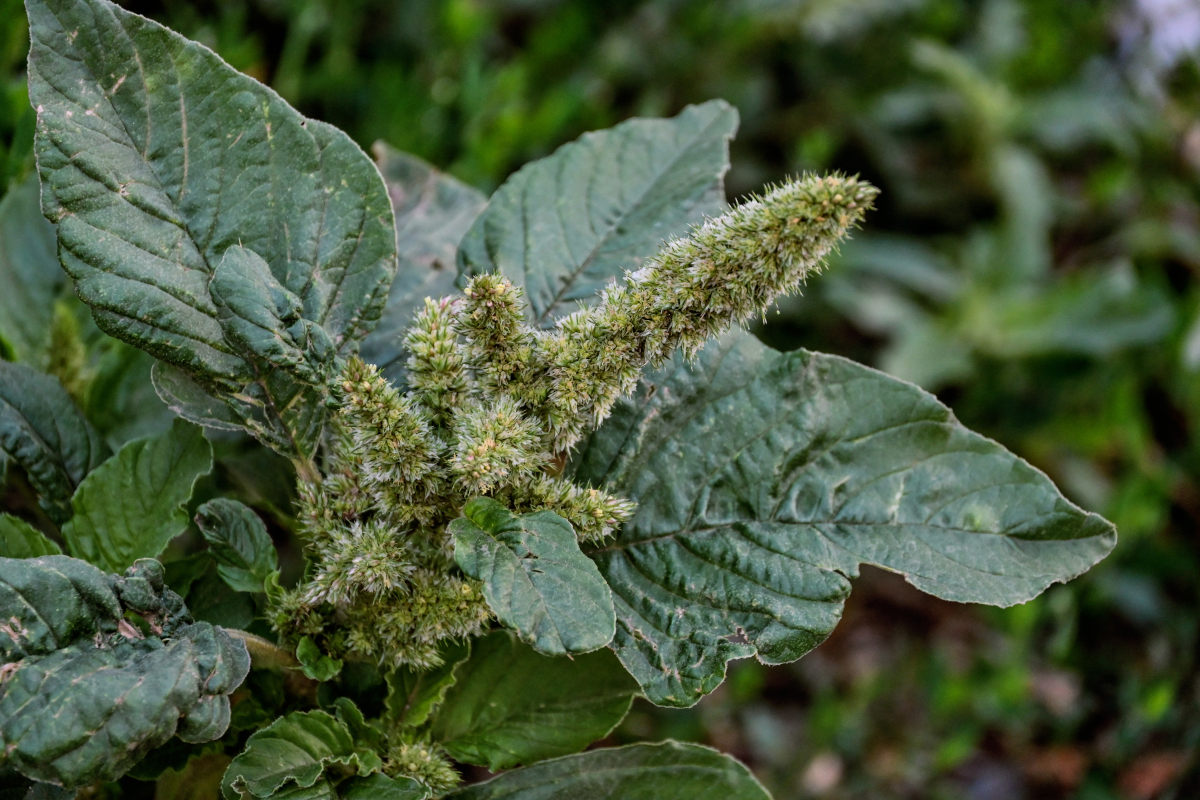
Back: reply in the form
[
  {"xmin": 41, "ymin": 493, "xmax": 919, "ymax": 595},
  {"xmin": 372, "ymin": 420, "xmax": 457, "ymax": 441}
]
[{"xmin": 1, "ymin": 0, "xmax": 1197, "ymax": 797}]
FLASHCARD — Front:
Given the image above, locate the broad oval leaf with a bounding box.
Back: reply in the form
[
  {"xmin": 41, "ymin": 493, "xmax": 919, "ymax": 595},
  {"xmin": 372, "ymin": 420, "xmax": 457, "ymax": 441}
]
[
  {"xmin": 431, "ymin": 631, "xmax": 638, "ymax": 770},
  {"xmin": 0, "ymin": 556, "xmax": 250, "ymax": 788},
  {"xmin": 221, "ymin": 710, "xmax": 379, "ymax": 799},
  {"xmin": 63, "ymin": 419, "xmax": 213, "ymax": 573},
  {"xmin": 360, "ymin": 144, "xmax": 486, "ymax": 382},
  {"xmin": 451, "ymin": 498, "xmax": 615, "ymax": 654},
  {"xmin": 573, "ymin": 330, "xmax": 1117, "ymax": 707},
  {"xmin": 444, "ymin": 741, "xmax": 770, "ymax": 800},
  {"xmin": 0, "ymin": 361, "xmax": 109, "ymax": 523},
  {"xmin": 457, "ymin": 101, "xmax": 738, "ymax": 328},
  {"xmin": 27, "ymin": 0, "xmax": 396, "ymax": 452},
  {"xmin": 194, "ymin": 498, "xmax": 278, "ymax": 593}
]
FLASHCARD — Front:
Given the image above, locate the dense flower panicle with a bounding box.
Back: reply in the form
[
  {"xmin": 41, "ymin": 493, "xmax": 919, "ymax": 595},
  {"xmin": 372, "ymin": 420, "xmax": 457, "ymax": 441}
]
[
  {"xmin": 533, "ymin": 174, "xmax": 878, "ymax": 449},
  {"xmin": 386, "ymin": 740, "xmax": 460, "ymax": 794},
  {"xmin": 457, "ymin": 273, "xmax": 540, "ymax": 398},
  {"xmin": 271, "ymin": 173, "xmax": 872, "ymax": 701},
  {"xmin": 450, "ymin": 396, "xmax": 549, "ymax": 494},
  {"xmin": 405, "ymin": 297, "xmax": 468, "ymax": 424}
]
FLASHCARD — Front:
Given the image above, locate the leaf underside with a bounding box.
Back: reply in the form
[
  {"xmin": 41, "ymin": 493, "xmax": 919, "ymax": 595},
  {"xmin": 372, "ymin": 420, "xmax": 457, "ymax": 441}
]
[{"xmin": 573, "ymin": 329, "xmax": 1116, "ymax": 706}]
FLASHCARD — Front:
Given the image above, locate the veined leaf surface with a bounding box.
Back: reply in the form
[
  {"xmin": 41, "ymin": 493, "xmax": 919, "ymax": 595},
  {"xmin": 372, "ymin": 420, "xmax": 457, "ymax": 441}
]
[
  {"xmin": 573, "ymin": 330, "xmax": 1117, "ymax": 706},
  {"xmin": 457, "ymin": 101, "xmax": 737, "ymax": 327}
]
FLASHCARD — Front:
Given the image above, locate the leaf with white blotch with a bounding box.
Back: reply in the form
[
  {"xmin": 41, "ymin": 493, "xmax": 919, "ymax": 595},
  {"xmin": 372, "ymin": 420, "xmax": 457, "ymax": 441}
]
[
  {"xmin": 194, "ymin": 498, "xmax": 278, "ymax": 593},
  {"xmin": 573, "ymin": 329, "xmax": 1117, "ymax": 707},
  {"xmin": 457, "ymin": 101, "xmax": 737, "ymax": 328},
  {"xmin": 220, "ymin": 710, "xmax": 381, "ymax": 799},
  {"xmin": 0, "ymin": 361, "xmax": 109, "ymax": 523},
  {"xmin": 360, "ymin": 144, "xmax": 486, "ymax": 382},
  {"xmin": 0, "ymin": 514, "xmax": 61, "ymax": 558},
  {"xmin": 432, "ymin": 631, "xmax": 638, "ymax": 770},
  {"xmin": 0, "ymin": 557, "xmax": 250, "ymax": 789},
  {"xmin": 444, "ymin": 741, "xmax": 770, "ymax": 800},
  {"xmin": 63, "ymin": 419, "xmax": 212, "ymax": 573},
  {"xmin": 0, "ymin": 174, "xmax": 61, "ymax": 367},
  {"xmin": 27, "ymin": 0, "xmax": 396, "ymax": 453},
  {"xmin": 452, "ymin": 498, "xmax": 615, "ymax": 654}
]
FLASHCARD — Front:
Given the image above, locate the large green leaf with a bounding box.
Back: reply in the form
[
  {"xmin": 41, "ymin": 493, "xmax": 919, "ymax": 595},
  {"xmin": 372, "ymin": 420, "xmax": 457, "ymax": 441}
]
[
  {"xmin": 0, "ymin": 361, "xmax": 108, "ymax": 523},
  {"xmin": 340, "ymin": 774, "xmax": 430, "ymax": 800},
  {"xmin": 27, "ymin": 0, "xmax": 396, "ymax": 453},
  {"xmin": 194, "ymin": 498, "xmax": 278, "ymax": 593},
  {"xmin": 444, "ymin": 741, "xmax": 770, "ymax": 800},
  {"xmin": 573, "ymin": 330, "xmax": 1117, "ymax": 706},
  {"xmin": 0, "ymin": 174, "xmax": 60, "ymax": 367},
  {"xmin": 456, "ymin": 101, "xmax": 737, "ymax": 328},
  {"xmin": 221, "ymin": 710, "xmax": 380, "ymax": 799},
  {"xmin": 0, "ymin": 513, "xmax": 61, "ymax": 557},
  {"xmin": 0, "ymin": 557, "xmax": 250, "ymax": 788},
  {"xmin": 451, "ymin": 498, "xmax": 615, "ymax": 655},
  {"xmin": 431, "ymin": 631, "xmax": 638, "ymax": 770},
  {"xmin": 360, "ymin": 144, "xmax": 486, "ymax": 382},
  {"xmin": 63, "ymin": 419, "xmax": 212, "ymax": 572}
]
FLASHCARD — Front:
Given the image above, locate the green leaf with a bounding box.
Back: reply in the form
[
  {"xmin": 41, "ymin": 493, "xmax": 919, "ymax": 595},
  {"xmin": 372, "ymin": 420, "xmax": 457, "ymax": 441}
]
[
  {"xmin": 573, "ymin": 330, "xmax": 1117, "ymax": 706},
  {"xmin": 27, "ymin": 0, "xmax": 396, "ymax": 453},
  {"xmin": 0, "ymin": 556, "xmax": 250, "ymax": 788},
  {"xmin": 221, "ymin": 710, "xmax": 378, "ymax": 799},
  {"xmin": 360, "ymin": 144, "xmax": 486, "ymax": 382},
  {"xmin": 0, "ymin": 513, "xmax": 61, "ymax": 557},
  {"xmin": 296, "ymin": 636, "xmax": 343, "ymax": 682},
  {"xmin": 451, "ymin": 498, "xmax": 615, "ymax": 654},
  {"xmin": 384, "ymin": 638, "xmax": 469, "ymax": 730},
  {"xmin": 457, "ymin": 101, "xmax": 737, "ymax": 328},
  {"xmin": 194, "ymin": 498, "xmax": 279, "ymax": 593},
  {"xmin": 432, "ymin": 631, "xmax": 638, "ymax": 770},
  {"xmin": 0, "ymin": 361, "xmax": 109, "ymax": 523},
  {"xmin": 340, "ymin": 773, "xmax": 430, "ymax": 800},
  {"xmin": 444, "ymin": 741, "xmax": 770, "ymax": 800},
  {"xmin": 0, "ymin": 173, "xmax": 60, "ymax": 367},
  {"xmin": 63, "ymin": 419, "xmax": 212, "ymax": 572}
]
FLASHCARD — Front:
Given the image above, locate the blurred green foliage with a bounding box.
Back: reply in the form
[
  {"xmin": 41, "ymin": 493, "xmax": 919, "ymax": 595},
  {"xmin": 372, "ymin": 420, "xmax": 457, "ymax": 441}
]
[{"xmin": 2, "ymin": 0, "xmax": 1198, "ymax": 796}]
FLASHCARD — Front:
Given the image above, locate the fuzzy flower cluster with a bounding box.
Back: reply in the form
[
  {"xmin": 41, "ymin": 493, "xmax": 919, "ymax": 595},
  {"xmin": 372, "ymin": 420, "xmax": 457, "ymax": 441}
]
[{"xmin": 270, "ymin": 173, "xmax": 874, "ymax": 674}]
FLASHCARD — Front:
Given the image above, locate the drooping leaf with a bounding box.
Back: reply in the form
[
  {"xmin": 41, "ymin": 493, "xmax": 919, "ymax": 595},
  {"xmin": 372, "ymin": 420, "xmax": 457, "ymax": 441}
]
[
  {"xmin": 457, "ymin": 101, "xmax": 738, "ymax": 328},
  {"xmin": 221, "ymin": 710, "xmax": 380, "ymax": 799},
  {"xmin": 27, "ymin": 0, "xmax": 396, "ymax": 454},
  {"xmin": 360, "ymin": 144, "xmax": 486, "ymax": 382},
  {"xmin": 0, "ymin": 173, "xmax": 60, "ymax": 367},
  {"xmin": 451, "ymin": 498, "xmax": 615, "ymax": 654},
  {"xmin": 444, "ymin": 741, "xmax": 771, "ymax": 800},
  {"xmin": 384, "ymin": 638, "xmax": 470, "ymax": 730},
  {"xmin": 0, "ymin": 361, "xmax": 109, "ymax": 523},
  {"xmin": 432, "ymin": 631, "xmax": 638, "ymax": 770},
  {"xmin": 573, "ymin": 330, "xmax": 1117, "ymax": 706},
  {"xmin": 340, "ymin": 773, "xmax": 430, "ymax": 800},
  {"xmin": 194, "ymin": 498, "xmax": 279, "ymax": 593},
  {"xmin": 0, "ymin": 513, "xmax": 61, "ymax": 557},
  {"xmin": 63, "ymin": 419, "xmax": 212, "ymax": 572},
  {"xmin": 0, "ymin": 556, "xmax": 250, "ymax": 788}
]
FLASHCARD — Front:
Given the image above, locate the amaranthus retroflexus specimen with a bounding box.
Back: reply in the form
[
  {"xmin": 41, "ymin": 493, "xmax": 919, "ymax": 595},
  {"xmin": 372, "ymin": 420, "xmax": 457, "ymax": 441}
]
[{"xmin": 271, "ymin": 173, "xmax": 876, "ymax": 670}]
